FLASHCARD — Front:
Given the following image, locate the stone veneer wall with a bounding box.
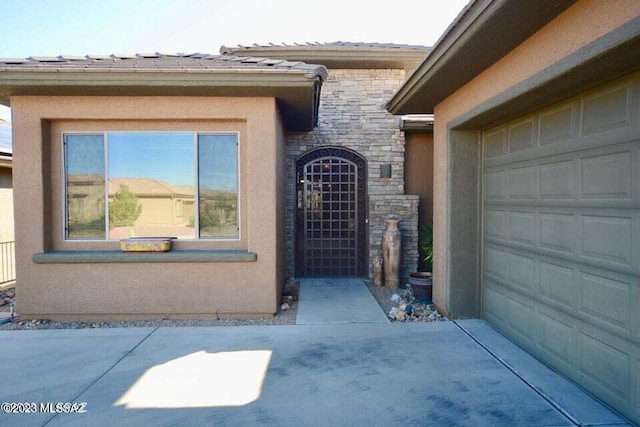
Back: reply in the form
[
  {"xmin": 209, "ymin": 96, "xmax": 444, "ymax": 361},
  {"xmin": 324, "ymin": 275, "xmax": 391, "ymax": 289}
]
[
  {"xmin": 369, "ymin": 195, "xmax": 419, "ymax": 283},
  {"xmin": 286, "ymin": 68, "xmax": 419, "ymax": 279}
]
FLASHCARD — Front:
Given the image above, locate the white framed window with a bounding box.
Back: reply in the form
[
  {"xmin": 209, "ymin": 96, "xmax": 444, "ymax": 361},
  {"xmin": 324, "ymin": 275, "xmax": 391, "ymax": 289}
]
[{"xmin": 63, "ymin": 132, "xmax": 239, "ymax": 241}]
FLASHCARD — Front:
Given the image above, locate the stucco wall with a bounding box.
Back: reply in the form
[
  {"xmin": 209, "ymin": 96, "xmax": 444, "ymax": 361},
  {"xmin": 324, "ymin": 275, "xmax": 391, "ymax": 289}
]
[
  {"xmin": 286, "ymin": 68, "xmax": 419, "ymax": 279},
  {"xmin": 405, "ymin": 132, "xmax": 434, "ymax": 272},
  {"xmin": 404, "ymin": 132, "xmax": 434, "ymax": 227},
  {"xmin": 431, "ymin": 0, "xmax": 640, "ymax": 316},
  {"xmin": 11, "ymin": 96, "xmax": 284, "ymax": 319},
  {"xmin": 0, "ymin": 167, "xmax": 13, "ymax": 243}
]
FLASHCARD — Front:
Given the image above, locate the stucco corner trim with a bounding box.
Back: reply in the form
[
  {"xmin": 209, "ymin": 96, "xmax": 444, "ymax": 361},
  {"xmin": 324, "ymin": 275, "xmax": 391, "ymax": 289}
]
[
  {"xmin": 32, "ymin": 250, "xmax": 258, "ymax": 264},
  {"xmin": 444, "ymin": 129, "xmax": 481, "ymax": 318}
]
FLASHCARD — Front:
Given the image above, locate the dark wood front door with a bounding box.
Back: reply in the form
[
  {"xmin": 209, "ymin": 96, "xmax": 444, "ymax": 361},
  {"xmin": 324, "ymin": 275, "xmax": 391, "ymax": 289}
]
[{"xmin": 295, "ymin": 148, "xmax": 367, "ymax": 277}]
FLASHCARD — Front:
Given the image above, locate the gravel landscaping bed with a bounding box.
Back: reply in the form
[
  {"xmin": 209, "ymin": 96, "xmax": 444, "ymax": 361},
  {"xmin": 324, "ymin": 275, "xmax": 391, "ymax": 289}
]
[
  {"xmin": 366, "ymin": 280, "xmax": 444, "ymax": 322},
  {"xmin": 0, "ymin": 285, "xmax": 297, "ymax": 330},
  {"xmin": 0, "ymin": 313, "xmax": 297, "ymax": 330},
  {"xmin": 0, "ymin": 279, "xmax": 441, "ymax": 330},
  {"xmin": 366, "ymin": 281, "xmax": 400, "ymax": 314}
]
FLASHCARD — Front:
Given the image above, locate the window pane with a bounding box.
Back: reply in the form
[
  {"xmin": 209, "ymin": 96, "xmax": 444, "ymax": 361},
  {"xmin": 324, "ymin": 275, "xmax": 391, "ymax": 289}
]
[
  {"xmin": 65, "ymin": 134, "xmax": 106, "ymax": 239},
  {"xmin": 198, "ymin": 134, "xmax": 238, "ymax": 238},
  {"xmin": 108, "ymin": 132, "xmax": 195, "ymax": 239}
]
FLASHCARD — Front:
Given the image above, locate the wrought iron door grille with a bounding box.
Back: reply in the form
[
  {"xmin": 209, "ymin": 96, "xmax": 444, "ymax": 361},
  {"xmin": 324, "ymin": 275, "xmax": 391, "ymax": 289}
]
[{"xmin": 303, "ymin": 158, "xmax": 357, "ymax": 276}]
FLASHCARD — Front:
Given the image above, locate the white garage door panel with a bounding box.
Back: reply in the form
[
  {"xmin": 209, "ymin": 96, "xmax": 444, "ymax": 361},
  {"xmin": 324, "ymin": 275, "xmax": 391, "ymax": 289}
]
[{"xmin": 482, "ymin": 72, "xmax": 640, "ymax": 423}]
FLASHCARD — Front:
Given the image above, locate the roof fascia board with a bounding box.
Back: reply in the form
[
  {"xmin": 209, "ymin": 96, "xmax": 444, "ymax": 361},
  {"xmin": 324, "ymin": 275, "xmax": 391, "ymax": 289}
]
[
  {"xmin": 386, "ymin": 0, "xmax": 494, "ymax": 113},
  {"xmin": 221, "ymin": 48, "xmax": 428, "ymax": 69},
  {"xmin": 0, "ymin": 68, "xmax": 324, "ymax": 80},
  {"xmin": 0, "ymin": 70, "xmax": 319, "ymax": 102},
  {"xmin": 387, "ymin": 0, "xmax": 578, "ymax": 114},
  {"xmin": 0, "ymin": 71, "xmax": 323, "ymax": 132},
  {"xmin": 449, "ymin": 17, "xmax": 640, "ymax": 130}
]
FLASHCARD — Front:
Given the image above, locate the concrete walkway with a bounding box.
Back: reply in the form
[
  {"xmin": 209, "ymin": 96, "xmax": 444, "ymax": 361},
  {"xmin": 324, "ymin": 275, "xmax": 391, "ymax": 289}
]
[
  {"xmin": 296, "ymin": 278, "xmax": 388, "ymax": 324},
  {"xmin": 0, "ymin": 280, "xmax": 632, "ymax": 426}
]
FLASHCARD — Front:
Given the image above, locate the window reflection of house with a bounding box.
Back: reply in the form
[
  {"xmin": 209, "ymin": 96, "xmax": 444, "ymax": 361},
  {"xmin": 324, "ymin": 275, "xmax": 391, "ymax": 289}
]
[
  {"xmin": 64, "ymin": 132, "xmax": 239, "ymax": 240},
  {"xmin": 108, "ymin": 178, "xmax": 195, "ymax": 226},
  {"xmin": 66, "ymin": 174, "xmax": 105, "ymax": 224},
  {"xmin": 0, "ymin": 119, "xmax": 13, "ymax": 245},
  {"xmin": 198, "ymin": 187, "xmax": 239, "ymax": 237}
]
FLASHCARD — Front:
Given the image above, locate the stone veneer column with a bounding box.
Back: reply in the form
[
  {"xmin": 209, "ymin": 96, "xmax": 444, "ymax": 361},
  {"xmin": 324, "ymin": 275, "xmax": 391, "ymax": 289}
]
[{"xmin": 286, "ymin": 69, "xmax": 419, "ymax": 280}]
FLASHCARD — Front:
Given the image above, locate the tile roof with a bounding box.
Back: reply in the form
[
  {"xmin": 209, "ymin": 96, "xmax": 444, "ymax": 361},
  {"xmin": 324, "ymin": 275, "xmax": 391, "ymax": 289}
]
[
  {"xmin": 219, "ymin": 42, "xmax": 431, "ymax": 71},
  {"xmin": 221, "ymin": 41, "xmax": 431, "ymax": 54},
  {"xmin": 109, "ymin": 178, "xmax": 194, "ymax": 197},
  {"xmin": 0, "ymin": 53, "xmax": 327, "ymax": 79},
  {"xmin": 0, "ymin": 53, "xmax": 326, "ymax": 132}
]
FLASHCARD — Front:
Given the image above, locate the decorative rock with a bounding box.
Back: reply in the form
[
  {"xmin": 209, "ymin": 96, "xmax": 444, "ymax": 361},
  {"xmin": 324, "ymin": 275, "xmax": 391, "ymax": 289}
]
[
  {"xmin": 283, "ymin": 279, "xmax": 299, "ymax": 301},
  {"xmin": 406, "ymin": 304, "xmax": 413, "ymax": 316},
  {"xmin": 282, "ymin": 295, "xmax": 294, "ymax": 306},
  {"xmin": 280, "ymin": 303, "xmax": 290, "ymax": 311},
  {"xmin": 385, "ymin": 285, "xmax": 444, "ymax": 323}
]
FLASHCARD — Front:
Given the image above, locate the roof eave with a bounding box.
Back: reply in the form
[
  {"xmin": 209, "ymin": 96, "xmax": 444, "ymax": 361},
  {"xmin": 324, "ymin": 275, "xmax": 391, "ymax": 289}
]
[
  {"xmin": 220, "ymin": 47, "xmax": 429, "ymax": 70},
  {"xmin": 386, "ymin": 0, "xmax": 578, "ymax": 115},
  {"xmin": 0, "ymin": 155, "xmax": 11, "ymax": 168},
  {"xmin": 0, "ymin": 69, "xmax": 326, "ymax": 131},
  {"xmin": 400, "ymin": 114, "xmax": 434, "ymax": 133}
]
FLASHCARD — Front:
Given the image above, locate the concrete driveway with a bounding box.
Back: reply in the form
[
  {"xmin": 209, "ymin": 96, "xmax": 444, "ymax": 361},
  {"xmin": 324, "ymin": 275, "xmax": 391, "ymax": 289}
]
[{"xmin": 0, "ymin": 320, "xmax": 630, "ymax": 426}]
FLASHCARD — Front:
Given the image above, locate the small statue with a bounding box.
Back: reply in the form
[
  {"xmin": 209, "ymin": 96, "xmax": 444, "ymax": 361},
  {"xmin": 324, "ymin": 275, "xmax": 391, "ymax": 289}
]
[{"xmin": 372, "ymin": 256, "xmax": 383, "ymax": 286}]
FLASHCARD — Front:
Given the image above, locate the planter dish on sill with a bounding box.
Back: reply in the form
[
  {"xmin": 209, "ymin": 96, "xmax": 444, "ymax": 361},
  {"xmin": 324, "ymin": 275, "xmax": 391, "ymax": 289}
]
[{"xmin": 120, "ymin": 237, "xmax": 173, "ymax": 253}]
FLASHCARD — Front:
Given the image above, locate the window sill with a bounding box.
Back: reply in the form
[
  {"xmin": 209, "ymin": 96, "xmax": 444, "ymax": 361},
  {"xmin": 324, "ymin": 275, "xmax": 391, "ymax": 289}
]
[{"xmin": 32, "ymin": 250, "xmax": 257, "ymax": 264}]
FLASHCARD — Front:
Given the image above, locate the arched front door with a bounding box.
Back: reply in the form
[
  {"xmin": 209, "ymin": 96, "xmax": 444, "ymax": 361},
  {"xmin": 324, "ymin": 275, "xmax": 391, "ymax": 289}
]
[{"xmin": 295, "ymin": 147, "xmax": 367, "ymax": 277}]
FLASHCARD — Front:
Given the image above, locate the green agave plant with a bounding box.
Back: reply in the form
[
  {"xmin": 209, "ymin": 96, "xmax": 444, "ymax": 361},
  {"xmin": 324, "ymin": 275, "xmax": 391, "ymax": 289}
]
[{"xmin": 419, "ymin": 222, "xmax": 433, "ymax": 272}]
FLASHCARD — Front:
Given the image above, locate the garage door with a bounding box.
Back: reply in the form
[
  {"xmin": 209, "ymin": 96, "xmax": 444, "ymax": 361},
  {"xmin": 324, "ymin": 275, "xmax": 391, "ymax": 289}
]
[{"xmin": 482, "ymin": 72, "xmax": 639, "ymax": 422}]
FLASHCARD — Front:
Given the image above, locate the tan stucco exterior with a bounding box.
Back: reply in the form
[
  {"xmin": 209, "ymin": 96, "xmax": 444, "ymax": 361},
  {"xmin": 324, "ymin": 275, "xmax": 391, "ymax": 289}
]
[
  {"xmin": 431, "ymin": 0, "xmax": 640, "ymax": 315},
  {"xmin": 11, "ymin": 96, "xmax": 285, "ymax": 319},
  {"xmin": 404, "ymin": 132, "xmax": 434, "ymax": 227}
]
